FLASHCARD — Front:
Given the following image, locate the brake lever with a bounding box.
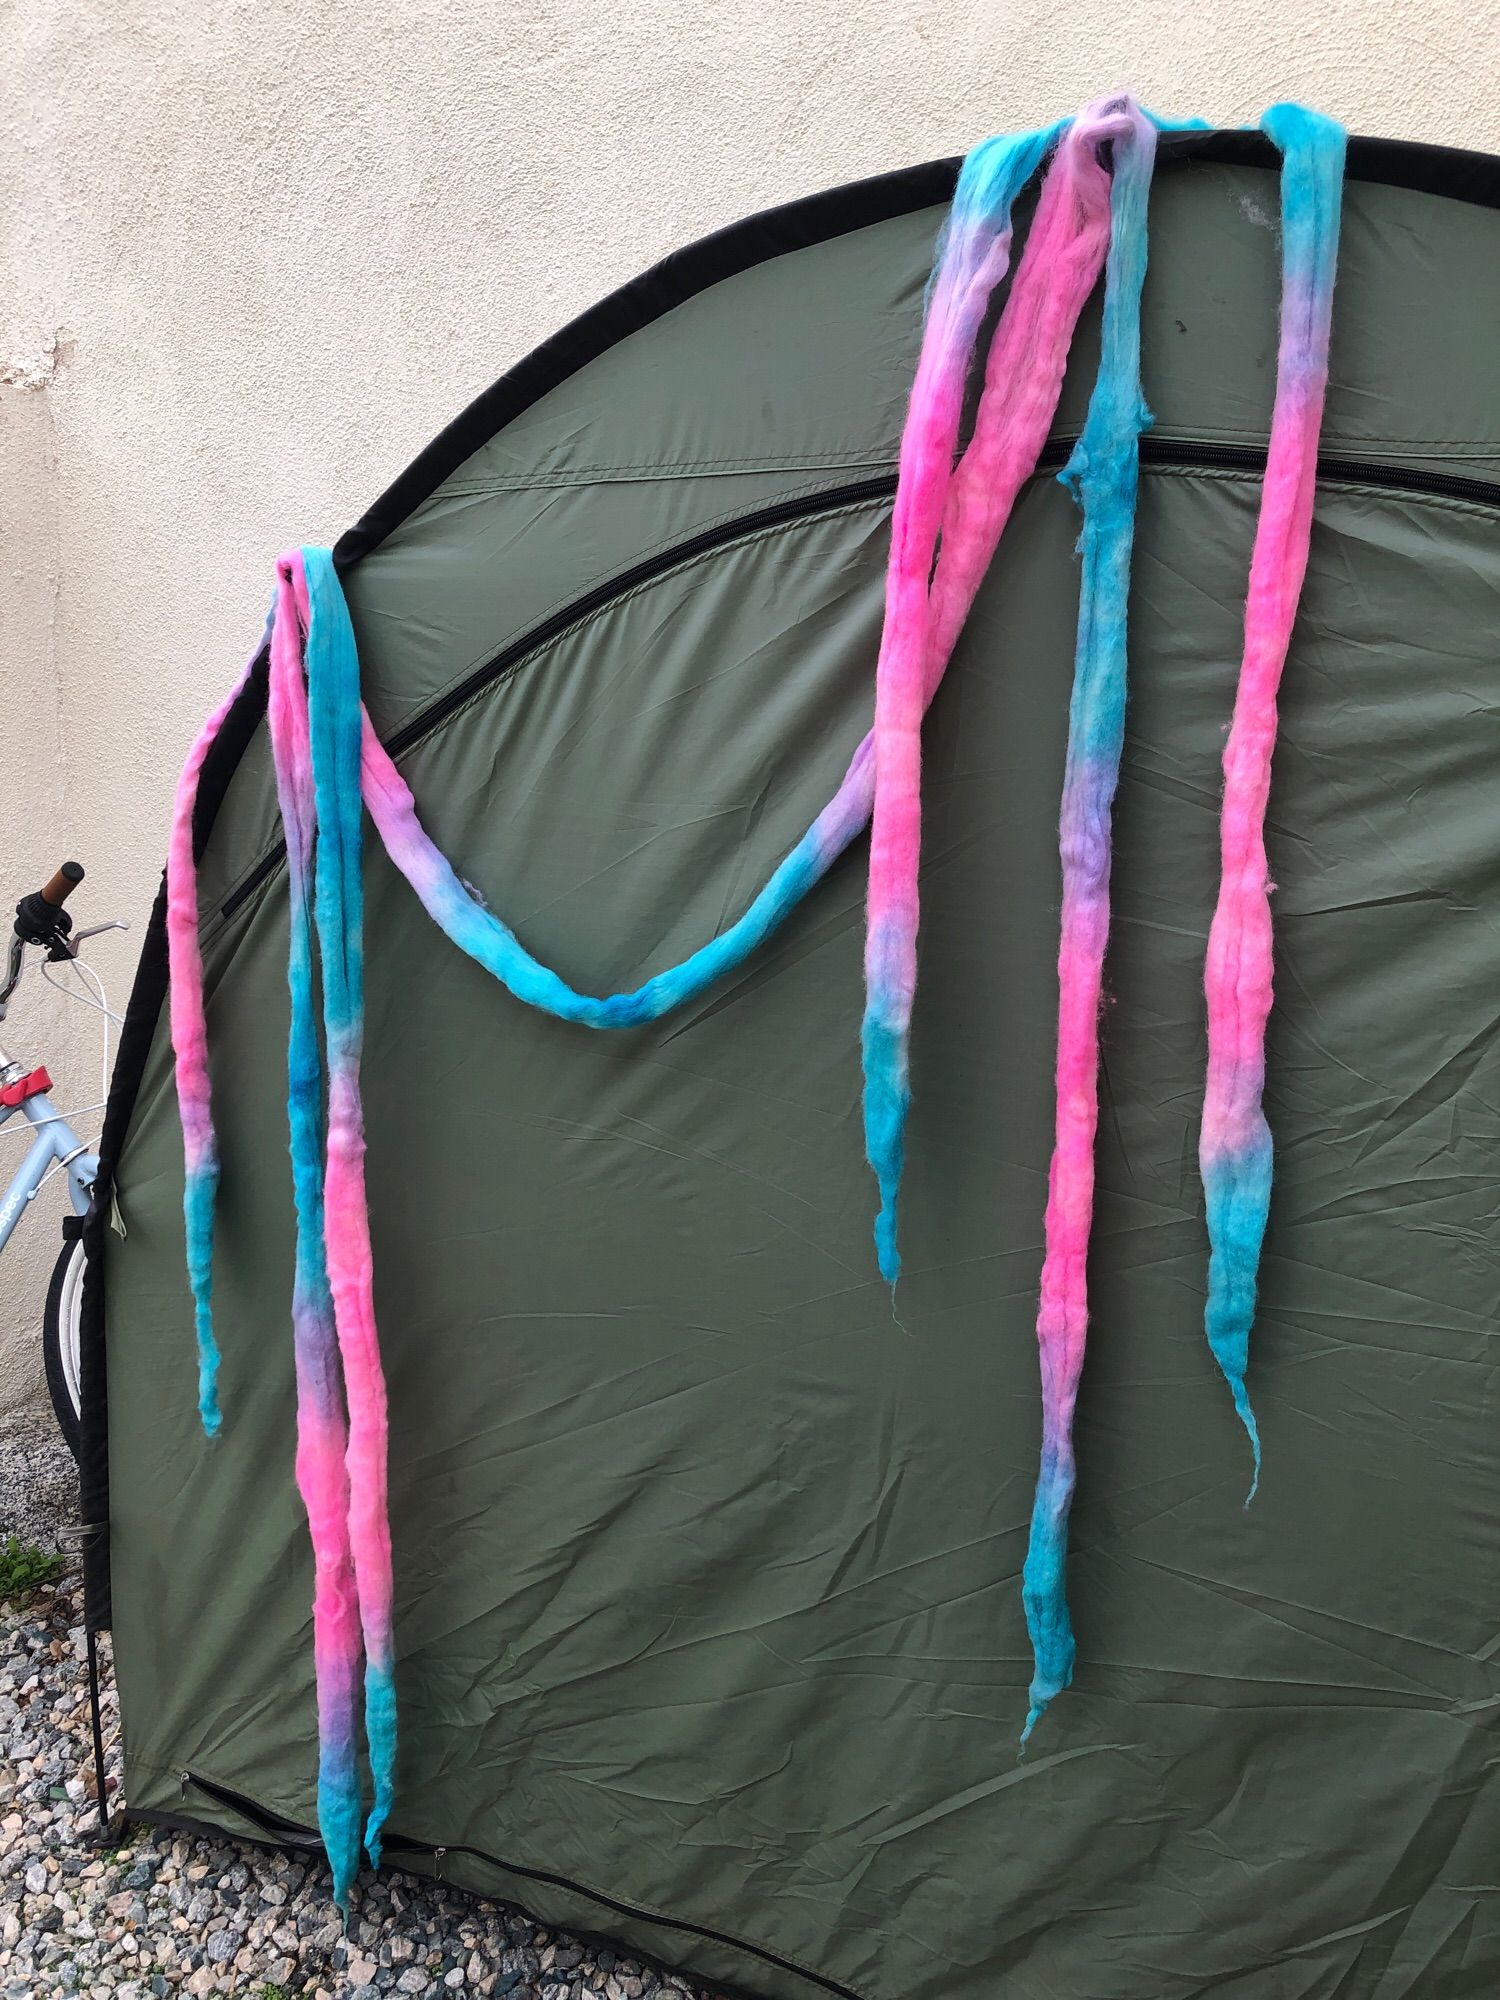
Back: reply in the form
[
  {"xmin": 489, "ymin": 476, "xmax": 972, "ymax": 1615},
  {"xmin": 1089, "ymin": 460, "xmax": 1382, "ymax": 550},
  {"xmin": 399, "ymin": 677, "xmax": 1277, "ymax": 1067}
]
[
  {"xmin": 0, "ymin": 917, "xmax": 128, "ymax": 1019},
  {"xmin": 0, "ymin": 935, "xmax": 22, "ymax": 1019},
  {"xmin": 67, "ymin": 920, "xmax": 130, "ymax": 951}
]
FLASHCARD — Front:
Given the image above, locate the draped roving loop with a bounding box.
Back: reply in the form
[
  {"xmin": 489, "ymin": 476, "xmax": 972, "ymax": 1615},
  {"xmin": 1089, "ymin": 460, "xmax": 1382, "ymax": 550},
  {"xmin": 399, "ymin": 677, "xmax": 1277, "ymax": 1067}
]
[{"xmin": 166, "ymin": 96, "xmax": 1345, "ymax": 1899}]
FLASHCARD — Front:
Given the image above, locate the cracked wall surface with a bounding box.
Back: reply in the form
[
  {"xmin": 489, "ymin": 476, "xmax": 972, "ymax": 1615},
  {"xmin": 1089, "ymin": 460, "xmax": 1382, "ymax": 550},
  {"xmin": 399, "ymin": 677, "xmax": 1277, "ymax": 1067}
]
[{"xmin": 1, "ymin": 0, "xmax": 1495, "ymax": 1431}]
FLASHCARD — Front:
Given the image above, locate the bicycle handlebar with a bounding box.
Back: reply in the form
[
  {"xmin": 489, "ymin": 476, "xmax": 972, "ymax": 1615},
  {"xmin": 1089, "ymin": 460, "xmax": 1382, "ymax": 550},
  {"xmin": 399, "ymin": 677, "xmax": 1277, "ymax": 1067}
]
[
  {"xmin": 39, "ymin": 862, "xmax": 84, "ymax": 908},
  {"xmin": 15, "ymin": 862, "xmax": 85, "ymax": 955}
]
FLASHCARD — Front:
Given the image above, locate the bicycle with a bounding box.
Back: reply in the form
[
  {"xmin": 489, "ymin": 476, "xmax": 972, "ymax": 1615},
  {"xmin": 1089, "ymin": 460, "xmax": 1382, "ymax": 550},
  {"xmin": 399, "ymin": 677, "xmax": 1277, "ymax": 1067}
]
[{"xmin": 0, "ymin": 862, "xmax": 127, "ymax": 1456}]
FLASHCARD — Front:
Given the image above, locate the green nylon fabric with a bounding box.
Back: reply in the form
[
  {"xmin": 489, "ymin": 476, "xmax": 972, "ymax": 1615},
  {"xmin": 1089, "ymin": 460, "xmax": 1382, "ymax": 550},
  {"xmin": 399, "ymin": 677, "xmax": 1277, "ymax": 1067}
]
[{"xmin": 107, "ymin": 153, "xmax": 1500, "ymax": 1999}]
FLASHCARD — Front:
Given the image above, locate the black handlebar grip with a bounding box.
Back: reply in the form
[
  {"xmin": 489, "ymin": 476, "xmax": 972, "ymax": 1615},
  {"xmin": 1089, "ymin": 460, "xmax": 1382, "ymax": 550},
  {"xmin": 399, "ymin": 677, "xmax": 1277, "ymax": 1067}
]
[{"xmin": 40, "ymin": 861, "xmax": 84, "ymax": 908}]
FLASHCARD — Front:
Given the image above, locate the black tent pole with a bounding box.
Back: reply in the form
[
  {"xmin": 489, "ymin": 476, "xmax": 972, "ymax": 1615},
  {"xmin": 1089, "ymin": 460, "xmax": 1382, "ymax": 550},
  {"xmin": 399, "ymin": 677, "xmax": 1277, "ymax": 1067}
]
[{"xmin": 86, "ymin": 1622, "xmax": 111, "ymax": 1841}]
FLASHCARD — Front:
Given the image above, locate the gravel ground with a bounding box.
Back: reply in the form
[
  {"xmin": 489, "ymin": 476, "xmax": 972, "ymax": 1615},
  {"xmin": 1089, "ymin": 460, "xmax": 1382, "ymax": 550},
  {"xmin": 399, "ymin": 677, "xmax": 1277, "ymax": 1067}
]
[
  {"xmin": 0, "ymin": 1416, "xmax": 720, "ymax": 2000},
  {"xmin": 0, "ymin": 1407, "xmax": 77, "ymax": 1553}
]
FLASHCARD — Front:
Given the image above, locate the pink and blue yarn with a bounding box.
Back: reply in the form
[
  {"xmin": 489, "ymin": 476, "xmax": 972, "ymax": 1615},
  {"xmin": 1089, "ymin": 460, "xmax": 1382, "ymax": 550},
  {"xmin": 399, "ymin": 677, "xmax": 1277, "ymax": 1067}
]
[
  {"xmin": 166, "ymin": 618, "xmax": 271, "ymax": 1437},
  {"xmin": 164, "ymin": 100, "xmax": 1348, "ymax": 1890},
  {"xmin": 860, "ymin": 120, "xmax": 1058, "ymax": 1279},
  {"xmin": 862, "ymin": 107, "xmax": 1126, "ymax": 1283},
  {"xmin": 298, "ymin": 552, "xmax": 399, "ymax": 1874},
  {"xmin": 264, "ymin": 557, "xmax": 363, "ymax": 1907},
  {"xmin": 1021, "ymin": 102, "xmax": 1157, "ymax": 1741},
  {"xmin": 1199, "ymin": 105, "xmax": 1345, "ymax": 1498}
]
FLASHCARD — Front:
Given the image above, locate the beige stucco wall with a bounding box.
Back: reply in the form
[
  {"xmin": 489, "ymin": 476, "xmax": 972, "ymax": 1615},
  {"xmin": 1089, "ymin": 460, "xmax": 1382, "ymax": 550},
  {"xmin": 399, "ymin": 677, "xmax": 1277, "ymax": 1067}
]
[{"xmin": 1, "ymin": 1, "xmax": 1495, "ymax": 1421}]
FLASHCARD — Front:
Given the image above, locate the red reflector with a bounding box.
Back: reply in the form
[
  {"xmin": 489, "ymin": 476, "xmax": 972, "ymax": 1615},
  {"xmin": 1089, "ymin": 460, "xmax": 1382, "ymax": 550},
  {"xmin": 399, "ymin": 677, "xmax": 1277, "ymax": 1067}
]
[{"xmin": 0, "ymin": 1066, "xmax": 52, "ymax": 1108}]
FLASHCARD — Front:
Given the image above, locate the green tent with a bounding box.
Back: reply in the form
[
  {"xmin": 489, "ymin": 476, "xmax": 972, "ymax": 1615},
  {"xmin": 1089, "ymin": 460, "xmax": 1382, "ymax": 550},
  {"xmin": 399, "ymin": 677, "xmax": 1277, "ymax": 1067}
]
[{"xmin": 83, "ymin": 128, "xmax": 1500, "ymax": 1998}]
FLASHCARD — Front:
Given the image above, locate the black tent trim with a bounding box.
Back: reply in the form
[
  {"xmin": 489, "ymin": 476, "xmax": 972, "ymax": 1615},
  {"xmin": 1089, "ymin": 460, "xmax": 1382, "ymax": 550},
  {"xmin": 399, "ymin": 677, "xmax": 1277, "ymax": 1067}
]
[
  {"xmin": 217, "ymin": 438, "xmax": 1500, "ymax": 932},
  {"xmin": 331, "ymin": 160, "xmax": 958, "ymax": 571},
  {"xmin": 131, "ymin": 1771, "xmax": 866, "ymax": 2000},
  {"xmin": 333, "ymin": 130, "xmax": 1500, "ymax": 573}
]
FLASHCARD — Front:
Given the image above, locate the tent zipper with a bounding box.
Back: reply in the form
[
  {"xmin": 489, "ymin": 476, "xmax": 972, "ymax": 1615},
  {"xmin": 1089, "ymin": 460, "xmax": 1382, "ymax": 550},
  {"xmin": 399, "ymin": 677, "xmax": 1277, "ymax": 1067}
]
[
  {"xmin": 219, "ymin": 474, "xmax": 896, "ymax": 921},
  {"xmin": 169, "ymin": 1770, "xmax": 868, "ymax": 2000},
  {"xmin": 1120, "ymin": 435, "xmax": 1500, "ymax": 506},
  {"xmin": 388, "ymin": 439, "xmax": 1500, "ymax": 765},
  {"xmin": 218, "ymin": 440, "xmax": 1500, "ymax": 924},
  {"xmin": 379, "ymin": 474, "xmax": 900, "ymax": 761}
]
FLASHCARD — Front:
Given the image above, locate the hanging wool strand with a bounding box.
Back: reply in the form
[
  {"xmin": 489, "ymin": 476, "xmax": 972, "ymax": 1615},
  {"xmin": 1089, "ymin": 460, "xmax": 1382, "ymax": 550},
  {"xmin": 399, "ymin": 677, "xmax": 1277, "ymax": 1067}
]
[
  {"xmin": 166, "ymin": 627, "xmax": 269, "ymax": 1438},
  {"xmin": 1021, "ymin": 100, "xmax": 1158, "ymax": 1741},
  {"xmin": 264, "ymin": 559, "xmax": 364, "ymax": 1906},
  {"xmin": 862, "ymin": 97, "xmax": 1136, "ymax": 1283},
  {"xmin": 1198, "ymin": 105, "xmax": 1345, "ymax": 1496}
]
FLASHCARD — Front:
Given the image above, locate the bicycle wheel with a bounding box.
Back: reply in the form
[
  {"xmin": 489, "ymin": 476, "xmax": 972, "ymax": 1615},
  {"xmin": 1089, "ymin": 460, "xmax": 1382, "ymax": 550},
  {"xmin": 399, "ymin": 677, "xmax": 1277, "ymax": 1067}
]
[{"xmin": 43, "ymin": 1231, "xmax": 85, "ymax": 1460}]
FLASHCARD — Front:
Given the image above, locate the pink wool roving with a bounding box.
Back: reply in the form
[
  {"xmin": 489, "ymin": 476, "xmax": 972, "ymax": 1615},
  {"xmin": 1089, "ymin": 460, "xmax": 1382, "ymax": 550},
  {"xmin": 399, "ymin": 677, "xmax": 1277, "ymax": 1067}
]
[
  {"xmin": 862, "ymin": 96, "xmax": 1138, "ymax": 1286},
  {"xmin": 264, "ymin": 556, "xmax": 364, "ymax": 1905},
  {"xmin": 293, "ymin": 548, "xmax": 399, "ymax": 1880},
  {"xmin": 166, "ymin": 627, "xmax": 269, "ymax": 1439},
  {"xmin": 1021, "ymin": 99, "xmax": 1158, "ymax": 1740},
  {"xmin": 1198, "ymin": 105, "xmax": 1346, "ymax": 1497}
]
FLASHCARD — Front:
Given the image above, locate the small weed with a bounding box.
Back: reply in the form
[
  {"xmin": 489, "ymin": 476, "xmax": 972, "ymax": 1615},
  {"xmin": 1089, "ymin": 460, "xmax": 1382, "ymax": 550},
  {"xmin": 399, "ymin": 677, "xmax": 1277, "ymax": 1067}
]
[{"xmin": 0, "ymin": 1536, "xmax": 65, "ymax": 1603}]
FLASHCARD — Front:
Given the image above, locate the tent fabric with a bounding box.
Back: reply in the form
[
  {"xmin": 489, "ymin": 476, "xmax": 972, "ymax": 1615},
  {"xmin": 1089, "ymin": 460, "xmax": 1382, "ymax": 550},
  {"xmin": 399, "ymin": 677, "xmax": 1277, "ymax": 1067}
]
[{"xmin": 87, "ymin": 129, "xmax": 1500, "ymax": 1999}]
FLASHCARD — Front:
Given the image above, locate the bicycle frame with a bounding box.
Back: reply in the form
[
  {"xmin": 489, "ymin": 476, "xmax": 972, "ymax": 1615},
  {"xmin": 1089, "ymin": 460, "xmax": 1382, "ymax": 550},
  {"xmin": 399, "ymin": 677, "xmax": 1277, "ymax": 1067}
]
[{"xmin": 0, "ymin": 1038, "xmax": 97, "ymax": 1252}]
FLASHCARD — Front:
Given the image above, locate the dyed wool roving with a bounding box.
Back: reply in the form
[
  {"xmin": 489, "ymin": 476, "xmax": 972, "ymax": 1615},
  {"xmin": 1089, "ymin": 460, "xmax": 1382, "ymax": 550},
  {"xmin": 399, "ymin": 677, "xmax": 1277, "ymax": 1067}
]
[
  {"xmin": 1023, "ymin": 103, "xmax": 1344, "ymax": 1736},
  {"xmin": 1021, "ymin": 100, "xmax": 1158, "ymax": 1741},
  {"xmin": 264, "ymin": 557, "xmax": 364, "ymax": 1904},
  {"xmin": 1198, "ymin": 105, "xmax": 1346, "ymax": 1495},
  {"xmin": 300, "ymin": 549, "xmax": 399, "ymax": 1877},
  {"xmin": 863, "ymin": 97, "xmax": 1133, "ymax": 1284},
  {"xmin": 165, "ymin": 98, "xmax": 1346, "ymax": 1895},
  {"xmin": 165, "ymin": 624, "xmax": 269, "ymax": 1439}
]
